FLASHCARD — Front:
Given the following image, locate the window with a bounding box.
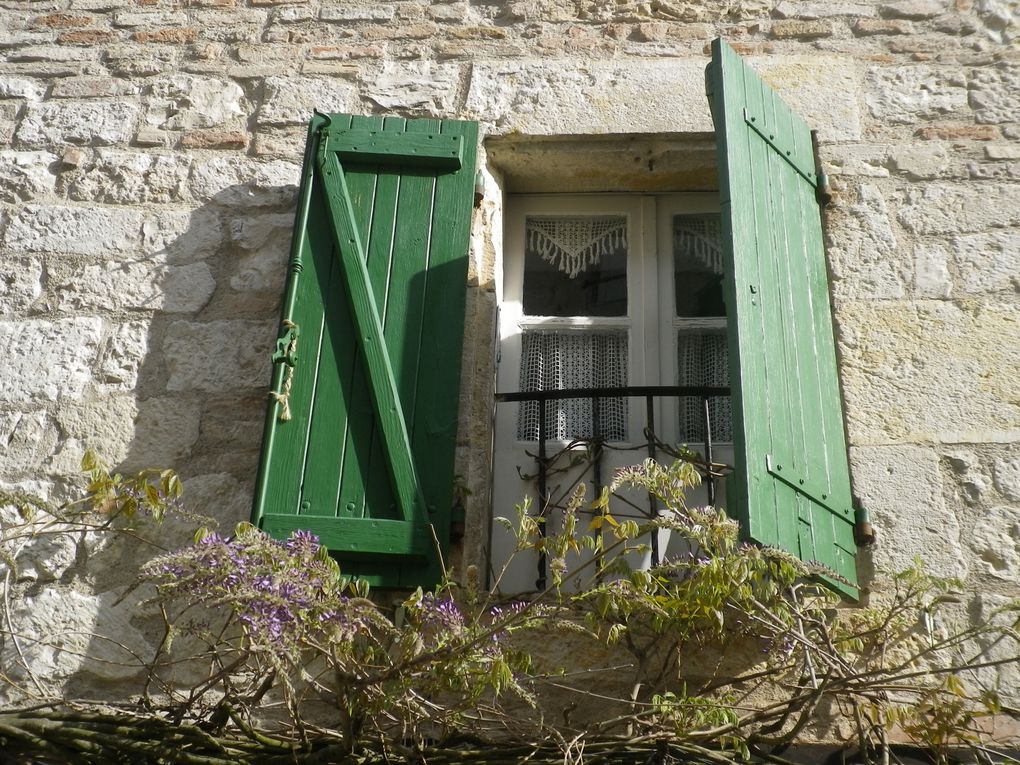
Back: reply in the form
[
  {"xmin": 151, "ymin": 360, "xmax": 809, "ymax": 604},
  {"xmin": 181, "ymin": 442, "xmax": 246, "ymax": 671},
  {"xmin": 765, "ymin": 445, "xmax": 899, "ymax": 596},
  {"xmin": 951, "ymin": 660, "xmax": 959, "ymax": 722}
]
[
  {"xmin": 500, "ymin": 195, "xmax": 729, "ymax": 445},
  {"xmin": 492, "ymin": 194, "xmax": 735, "ymax": 593},
  {"xmin": 251, "ymin": 39, "xmax": 862, "ymax": 600}
]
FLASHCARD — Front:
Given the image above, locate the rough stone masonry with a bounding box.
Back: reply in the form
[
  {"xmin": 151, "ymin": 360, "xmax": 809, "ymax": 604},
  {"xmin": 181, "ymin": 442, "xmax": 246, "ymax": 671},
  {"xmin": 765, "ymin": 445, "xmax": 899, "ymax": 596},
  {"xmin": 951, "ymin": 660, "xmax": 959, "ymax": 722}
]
[{"xmin": 0, "ymin": 0, "xmax": 1018, "ymax": 713}]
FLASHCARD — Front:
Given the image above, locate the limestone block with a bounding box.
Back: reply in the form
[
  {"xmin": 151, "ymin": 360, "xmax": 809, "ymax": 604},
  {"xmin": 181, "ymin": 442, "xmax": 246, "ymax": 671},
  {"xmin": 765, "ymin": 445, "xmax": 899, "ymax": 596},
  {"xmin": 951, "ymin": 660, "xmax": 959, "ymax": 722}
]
[
  {"xmin": 1, "ymin": 587, "xmax": 150, "ymax": 691},
  {"xmin": 969, "ymin": 506, "xmax": 1020, "ymax": 582},
  {"xmin": 363, "ymin": 61, "xmax": 459, "ymax": 113},
  {"xmin": 67, "ymin": 150, "xmax": 192, "ymax": 204},
  {"xmin": 147, "ymin": 74, "xmax": 246, "ymax": 130},
  {"xmin": 864, "ymin": 65, "xmax": 968, "ymax": 124},
  {"xmin": 912, "ymin": 244, "xmax": 952, "ymax": 298},
  {"xmin": 15, "ymin": 100, "xmax": 140, "ymax": 147},
  {"xmin": 986, "ymin": 144, "xmax": 1020, "ymax": 160},
  {"xmin": 969, "ymin": 64, "xmax": 1020, "ymax": 124},
  {"xmin": 0, "ymin": 409, "xmax": 59, "ymax": 474},
  {"xmin": 98, "ymin": 320, "xmax": 149, "ymax": 388},
  {"xmin": 112, "ymin": 9, "xmax": 189, "ymax": 26},
  {"xmin": 769, "ymin": 19, "xmax": 832, "ymax": 39},
  {"xmin": 774, "ymin": 1, "xmax": 879, "ymax": 17},
  {"xmin": 0, "ymin": 75, "xmax": 47, "ymax": 100},
  {"xmin": 7, "ymin": 518, "xmax": 79, "ymax": 584},
  {"xmin": 879, "ymin": 0, "xmax": 944, "ymax": 18},
  {"xmin": 228, "ymin": 212, "xmax": 292, "ymax": 293},
  {"xmin": 50, "ymin": 395, "xmax": 201, "ymax": 472},
  {"xmin": 992, "ymin": 455, "xmax": 1020, "ymax": 502},
  {"xmin": 826, "ymin": 184, "xmax": 907, "ymax": 300},
  {"xmin": 0, "ymin": 257, "xmax": 43, "ymax": 314},
  {"xmin": 888, "ymin": 144, "xmax": 950, "ymax": 179},
  {"xmin": 849, "ymin": 444, "xmax": 967, "ymax": 579},
  {"xmin": 468, "ymin": 55, "xmax": 860, "ymax": 140},
  {"xmin": 189, "ymin": 156, "xmax": 300, "ymax": 206},
  {"xmin": 975, "ymin": 0, "xmax": 1015, "ymax": 43},
  {"xmin": 182, "ymin": 472, "xmax": 251, "ymax": 527},
  {"xmin": 967, "ymin": 159, "xmax": 1020, "ymax": 181},
  {"xmin": 276, "ymin": 6, "xmax": 315, "ymax": 22},
  {"xmin": 967, "ymin": 593, "xmax": 1020, "ymax": 700},
  {"xmin": 104, "ymin": 44, "xmax": 178, "ymax": 78},
  {"xmin": 825, "ymin": 144, "xmax": 891, "ymax": 178},
  {"xmin": 197, "ymin": 394, "xmax": 267, "ymax": 453},
  {"xmin": 163, "ymin": 320, "xmax": 275, "ymax": 392},
  {"xmin": 943, "ymin": 448, "xmax": 992, "ymax": 505},
  {"xmin": 142, "ymin": 208, "xmax": 224, "ymax": 264},
  {"xmin": 839, "ymin": 301, "xmax": 1020, "ymax": 444},
  {"xmin": 320, "ymin": 4, "xmax": 396, "ymax": 21},
  {"xmin": 0, "ymin": 150, "xmax": 57, "ymax": 202},
  {"xmin": 257, "ymin": 76, "xmax": 359, "ymax": 127},
  {"xmin": 53, "ymin": 260, "xmax": 216, "ymax": 313},
  {"xmin": 0, "ymin": 102, "xmax": 17, "ymax": 144},
  {"xmin": 50, "ymin": 76, "xmax": 141, "ymax": 99},
  {"xmin": 467, "ymin": 59, "xmax": 713, "ymax": 135},
  {"xmin": 178, "ymin": 130, "xmax": 248, "ymax": 150},
  {"xmin": 897, "ymin": 183, "xmax": 1020, "ymax": 235},
  {"xmin": 853, "ymin": 18, "xmax": 913, "ymax": 34},
  {"xmin": 952, "ymin": 231, "xmax": 1020, "ymax": 294},
  {"xmin": 0, "ymin": 318, "xmax": 103, "ymax": 404},
  {"xmin": 5, "ymin": 204, "xmax": 142, "ymax": 256}
]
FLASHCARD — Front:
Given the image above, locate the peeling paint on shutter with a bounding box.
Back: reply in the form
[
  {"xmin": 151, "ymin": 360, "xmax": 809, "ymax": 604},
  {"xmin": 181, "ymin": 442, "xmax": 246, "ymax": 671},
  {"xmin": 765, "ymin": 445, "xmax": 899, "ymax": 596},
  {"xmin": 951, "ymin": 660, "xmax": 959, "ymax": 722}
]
[{"xmin": 706, "ymin": 40, "xmax": 859, "ymax": 599}]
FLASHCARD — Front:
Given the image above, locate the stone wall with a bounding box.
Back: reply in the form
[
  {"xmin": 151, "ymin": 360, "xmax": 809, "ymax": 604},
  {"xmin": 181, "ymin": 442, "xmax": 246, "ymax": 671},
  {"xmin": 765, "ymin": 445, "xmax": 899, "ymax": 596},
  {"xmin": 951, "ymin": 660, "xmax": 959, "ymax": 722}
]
[{"xmin": 0, "ymin": 0, "xmax": 1018, "ymax": 705}]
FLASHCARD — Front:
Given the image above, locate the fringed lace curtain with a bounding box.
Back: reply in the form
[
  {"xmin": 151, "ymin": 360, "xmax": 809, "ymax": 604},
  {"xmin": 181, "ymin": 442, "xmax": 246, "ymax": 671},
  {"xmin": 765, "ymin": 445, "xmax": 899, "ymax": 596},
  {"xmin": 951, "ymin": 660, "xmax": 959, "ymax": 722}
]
[
  {"xmin": 517, "ymin": 331, "xmax": 628, "ymax": 441},
  {"xmin": 673, "ymin": 215, "xmax": 724, "ymax": 275},
  {"xmin": 674, "ymin": 215, "xmax": 731, "ymax": 442},
  {"xmin": 526, "ymin": 216, "xmax": 628, "ymax": 279},
  {"xmin": 677, "ymin": 332, "xmax": 732, "ymax": 443}
]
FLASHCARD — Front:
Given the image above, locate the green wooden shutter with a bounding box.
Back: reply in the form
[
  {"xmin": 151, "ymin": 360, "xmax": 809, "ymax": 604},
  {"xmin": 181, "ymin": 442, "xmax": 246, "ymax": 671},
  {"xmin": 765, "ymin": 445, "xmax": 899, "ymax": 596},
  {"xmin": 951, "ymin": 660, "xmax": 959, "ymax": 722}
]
[
  {"xmin": 706, "ymin": 40, "xmax": 859, "ymax": 599},
  {"xmin": 252, "ymin": 113, "xmax": 479, "ymax": 589}
]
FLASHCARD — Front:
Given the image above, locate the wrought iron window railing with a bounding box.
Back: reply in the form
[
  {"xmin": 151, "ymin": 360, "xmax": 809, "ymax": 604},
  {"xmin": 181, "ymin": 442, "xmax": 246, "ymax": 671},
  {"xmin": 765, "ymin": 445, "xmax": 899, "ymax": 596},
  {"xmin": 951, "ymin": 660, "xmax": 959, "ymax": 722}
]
[{"xmin": 495, "ymin": 385, "xmax": 732, "ymax": 589}]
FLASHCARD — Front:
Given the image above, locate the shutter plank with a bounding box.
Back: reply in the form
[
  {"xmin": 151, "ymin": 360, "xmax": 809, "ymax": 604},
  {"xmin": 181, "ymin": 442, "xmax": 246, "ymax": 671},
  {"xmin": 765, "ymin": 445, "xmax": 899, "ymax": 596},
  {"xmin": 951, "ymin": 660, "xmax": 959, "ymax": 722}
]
[
  {"xmin": 299, "ymin": 121, "xmax": 359, "ymax": 522},
  {"xmin": 410, "ymin": 118, "xmax": 480, "ymax": 582},
  {"xmin": 254, "ymin": 115, "xmax": 340, "ymax": 523}
]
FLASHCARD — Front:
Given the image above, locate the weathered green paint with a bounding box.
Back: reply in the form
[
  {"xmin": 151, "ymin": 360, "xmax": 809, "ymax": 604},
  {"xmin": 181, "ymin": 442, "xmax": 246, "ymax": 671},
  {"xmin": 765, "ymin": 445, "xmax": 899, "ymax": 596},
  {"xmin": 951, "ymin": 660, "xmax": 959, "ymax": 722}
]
[
  {"xmin": 706, "ymin": 39, "xmax": 858, "ymax": 599},
  {"xmin": 253, "ymin": 113, "xmax": 479, "ymax": 588},
  {"xmin": 327, "ymin": 128, "xmax": 465, "ymax": 169}
]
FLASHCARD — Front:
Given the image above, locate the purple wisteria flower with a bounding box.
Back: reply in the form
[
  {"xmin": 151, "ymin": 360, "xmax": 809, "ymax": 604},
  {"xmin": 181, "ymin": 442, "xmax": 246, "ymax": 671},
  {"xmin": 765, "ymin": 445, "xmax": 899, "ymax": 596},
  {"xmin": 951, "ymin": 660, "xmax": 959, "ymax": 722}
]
[{"xmin": 142, "ymin": 527, "xmax": 354, "ymax": 655}]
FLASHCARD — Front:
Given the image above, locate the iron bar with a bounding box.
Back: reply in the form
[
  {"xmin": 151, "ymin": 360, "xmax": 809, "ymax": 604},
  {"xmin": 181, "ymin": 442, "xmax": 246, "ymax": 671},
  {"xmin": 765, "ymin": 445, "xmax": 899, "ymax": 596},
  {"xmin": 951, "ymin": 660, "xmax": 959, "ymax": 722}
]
[
  {"xmin": 703, "ymin": 396, "xmax": 716, "ymax": 506},
  {"xmin": 536, "ymin": 397, "xmax": 547, "ymax": 591},
  {"xmin": 498, "ymin": 385, "xmax": 732, "ymax": 590},
  {"xmin": 645, "ymin": 394, "xmax": 660, "ymax": 566}
]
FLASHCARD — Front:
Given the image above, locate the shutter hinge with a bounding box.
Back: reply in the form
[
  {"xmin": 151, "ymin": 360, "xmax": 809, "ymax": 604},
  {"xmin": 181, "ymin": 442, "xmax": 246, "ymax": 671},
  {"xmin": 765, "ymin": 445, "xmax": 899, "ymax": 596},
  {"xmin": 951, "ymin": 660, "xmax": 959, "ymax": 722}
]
[
  {"xmin": 853, "ymin": 498, "xmax": 875, "ymax": 547},
  {"xmin": 810, "ymin": 130, "xmax": 834, "ymax": 208},
  {"xmin": 474, "ymin": 170, "xmax": 485, "ymax": 208}
]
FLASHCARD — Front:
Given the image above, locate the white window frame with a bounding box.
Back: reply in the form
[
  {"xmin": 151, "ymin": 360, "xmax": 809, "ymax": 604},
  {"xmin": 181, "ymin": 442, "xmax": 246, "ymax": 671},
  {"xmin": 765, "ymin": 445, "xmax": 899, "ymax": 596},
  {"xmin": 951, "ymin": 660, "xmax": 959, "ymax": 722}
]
[{"xmin": 496, "ymin": 192, "xmax": 722, "ymax": 447}]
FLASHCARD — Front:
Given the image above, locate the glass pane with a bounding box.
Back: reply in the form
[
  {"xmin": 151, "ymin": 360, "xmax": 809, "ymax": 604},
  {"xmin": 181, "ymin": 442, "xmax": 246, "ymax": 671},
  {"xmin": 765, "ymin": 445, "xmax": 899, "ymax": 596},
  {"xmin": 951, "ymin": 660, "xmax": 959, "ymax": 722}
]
[
  {"xmin": 677, "ymin": 329, "xmax": 732, "ymax": 443},
  {"xmin": 673, "ymin": 214, "xmax": 725, "ymax": 318},
  {"xmin": 517, "ymin": 330, "xmax": 628, "ymax": 441},
  {"xmin": 523, "ymin": 215, "xmax": 628, "ymax": 317}
]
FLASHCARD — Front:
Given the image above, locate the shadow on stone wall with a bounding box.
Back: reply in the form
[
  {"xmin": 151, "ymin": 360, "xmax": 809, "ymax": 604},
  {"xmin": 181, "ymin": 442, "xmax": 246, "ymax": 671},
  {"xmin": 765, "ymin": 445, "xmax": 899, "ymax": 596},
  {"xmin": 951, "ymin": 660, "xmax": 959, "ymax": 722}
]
[{"xmin": 55, "ymin": 181, "xmax": 298, "ymax": 701}]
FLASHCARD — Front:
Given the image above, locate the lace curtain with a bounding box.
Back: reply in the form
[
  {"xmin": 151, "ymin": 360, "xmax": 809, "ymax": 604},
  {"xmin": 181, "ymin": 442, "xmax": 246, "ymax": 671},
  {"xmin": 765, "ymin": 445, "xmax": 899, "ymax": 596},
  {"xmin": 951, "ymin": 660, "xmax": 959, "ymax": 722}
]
[
  {"xmin": 517, "ymin": 331, "xmax": 628, "ymax": 441},
  {"xmin": 673, "ymin": 215, "xmax": 724, "ymax": 274},
  {"xmin": 677, "ymin": 331, "xmax": 732, "ymax": 443},
  {"xmin": 526, "ymin": 216, "xmax": 628, "ymax": 279}
]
